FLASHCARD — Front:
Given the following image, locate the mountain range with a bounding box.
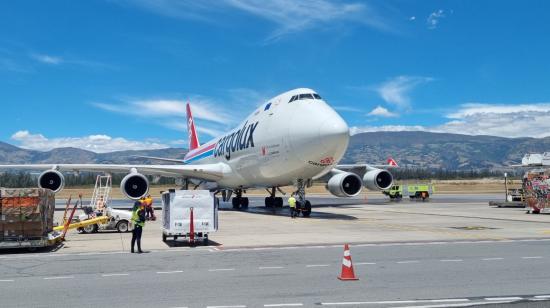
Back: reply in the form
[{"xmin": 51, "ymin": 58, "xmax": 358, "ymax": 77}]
[{"xmin": 1, "ymin": 131, "xmax": 549, "ymax": 170}]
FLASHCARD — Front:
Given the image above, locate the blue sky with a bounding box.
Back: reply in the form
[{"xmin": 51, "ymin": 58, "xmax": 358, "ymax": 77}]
[{"xmin": 1, "ymin": 0, "xmax": 550, "ymax": 152}]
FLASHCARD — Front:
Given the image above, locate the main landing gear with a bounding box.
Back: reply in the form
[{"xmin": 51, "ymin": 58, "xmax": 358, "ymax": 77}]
[
  {"xmin": 295, "ymin": 179, "xmax": 312, "ymax": 217},
  {"xmin": 264, "ymin": 187, "xmax": 283, "ymax": 208},
  {"xmin": 232, "ymin": 189, "xmax": 249, "ymax": 210}
]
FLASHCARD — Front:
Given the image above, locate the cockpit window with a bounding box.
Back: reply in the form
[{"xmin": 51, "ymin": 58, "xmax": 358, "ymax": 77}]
[
  {"xmin": 299, "ymin": 93, "xmax": 314, "ymax": 100},
  {"xmin": 289, "ymin": 93, "xmax": 319, "ymax": 103}
]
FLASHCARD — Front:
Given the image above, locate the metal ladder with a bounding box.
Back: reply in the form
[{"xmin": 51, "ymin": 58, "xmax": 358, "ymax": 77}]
[{"xmin": 89, "ymin": 175, "xmax": 112, "ymax": 215}]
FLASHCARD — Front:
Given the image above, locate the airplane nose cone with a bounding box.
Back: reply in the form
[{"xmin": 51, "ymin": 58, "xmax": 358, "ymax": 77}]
[{"xmin": 319, "ymin": 115, "xmax": 350, "ymax": 152}]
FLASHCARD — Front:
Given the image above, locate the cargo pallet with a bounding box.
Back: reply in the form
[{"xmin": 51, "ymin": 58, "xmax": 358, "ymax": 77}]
[{"xmin": 0, "ymin": 232, "xmax": 63, "ymax": 250}]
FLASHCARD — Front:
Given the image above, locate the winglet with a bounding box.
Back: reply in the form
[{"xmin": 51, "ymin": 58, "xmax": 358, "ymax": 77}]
[
  {"xmin": 186, "ymin": 102, "xmax": 200, "ymax": 151},
  {"xmin": 387, "ymin": 157, "xmax": 398, "ymax": 167}
]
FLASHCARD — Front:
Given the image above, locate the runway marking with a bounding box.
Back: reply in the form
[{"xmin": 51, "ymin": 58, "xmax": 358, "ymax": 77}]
[
  {"xmin": 522, "ymin": 256, "xmax": 543, "ymax": 259},
  {"xmin": 264, "ymin": 304, "xmax": 303, "ymax": 307},
  {"xmin": 440, "ymin": 259, "xmax": 463, "ymax": 262},
  {"xmin": 320, "ymin": 299, "xmax": 469, "ymax": 306},
  {"xmin": 259, "ymin": 266, "xmax": 285, "ymax": 270},
  {"xmin": 306, "ymin": 264, "xmax": 329, "ymax": 267},
  {"xmin": 208, "ymin": 268, "xmax": 235, "ymax": 272},
  {"xmin": 157, "ymin": 271, "xmax": 183, "ymax": 274},
  {"xmin": 43, "ymin": 276, "xmax": 74, "ymax": 280},
  {"xmin": 534, "ymin": 295, "xmax": 550, "ymax": 299},
  {"xmin": 0, "ymin": 279, "xmax": 14, "ymax": 282},
  {"xmin": 484, "ymin": 297, "xmax": 523, "ymax": 301},
  {"xmin": 101, "ymin": 273, "xmax": 129, "ymax": 277},
  {"xmin": 206, "ymin": 306, "xmax": 246, "ymax": 308},
  {"xmin": 355, "ymin": 262, "xmax": 376, "ymax": 265},
  {"xmin": 481, "ymin": 257, "xmax": 504, "ymax": 261},
  {"xmin": 396, "ymin": 260, "xmax": 419, "ymax": 264},
  {"xmin": 391, "ymin": 301, "xmax": 507, "ymax": 308}
]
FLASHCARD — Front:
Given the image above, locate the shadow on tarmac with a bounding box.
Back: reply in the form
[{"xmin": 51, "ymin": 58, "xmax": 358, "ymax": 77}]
[{"xmin": 219, "ymin": 203, "xmax": 358, "ymax": 220}]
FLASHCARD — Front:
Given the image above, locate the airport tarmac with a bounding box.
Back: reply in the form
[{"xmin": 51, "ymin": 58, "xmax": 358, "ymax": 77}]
[{"xmin": 2, "ymin": 193, "xmax": 550, "ymax": 307}]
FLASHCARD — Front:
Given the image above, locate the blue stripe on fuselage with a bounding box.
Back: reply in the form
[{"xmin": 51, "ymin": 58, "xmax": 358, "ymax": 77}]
[{"xmin": 183, "ymin": 149, "xmax": 214, "ymax": 164}]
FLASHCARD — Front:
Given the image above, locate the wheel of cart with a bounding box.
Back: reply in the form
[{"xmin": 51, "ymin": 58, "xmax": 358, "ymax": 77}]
[
  {"xmin": 162, "ymin": 233, "xmax": 167, "ymax": 242},
  {"xmin": 82, "ymin": 223, "xmax": 98, "ymax": 234},
  {"xmin": 116, "ymin": 220, "xmax": 130, "ymax": 233},
  {"xmin": 302, "ymin": 200, "xmax": 312, "ymax": 217}
]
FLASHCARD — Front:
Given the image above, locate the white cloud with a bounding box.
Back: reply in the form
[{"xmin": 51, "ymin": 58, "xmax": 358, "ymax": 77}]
[
  {"xmin": 10, "ymin": 130, "xmax": 170, "ymax": 153},
  {"xmin": 409, "ymin": 16, "xmax": 416, "ymax": 21},
  {"xmin": 352, "ymin": 102, "xmax": 550, "ymax": 138},
  {"xmin": 374, "ymin": 75, "xmax": 432, "ymax": 108},
  {"xmin": 31, "ymin": 53, "xmax": 63, "ymax": 65},
  {"xmin": 350, "ymin": 125, "xmax": 426, "ymax": 135},
  {"xmin": 367, "ymin": 106, "xmax": 398, "ymax": 117},
  {"xmin": 334, "ymin": 105, "xmax": 363, "ymax": 113},
  {"xmin": 427, "ymin": 9, "xmax": 445, "ymax": 29},
  {"xmin": 94, "ymin": 98, "xmax": 231, "ymax": 124},
  {"xmin": 124, "ymin": 0, "xmax": 388, "ymax": 41}
]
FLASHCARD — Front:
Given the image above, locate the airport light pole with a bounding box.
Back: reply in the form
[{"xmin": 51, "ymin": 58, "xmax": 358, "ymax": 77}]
[{"xmin": 504, "ymin": 172, "xmax": 508, "ymax": 202}]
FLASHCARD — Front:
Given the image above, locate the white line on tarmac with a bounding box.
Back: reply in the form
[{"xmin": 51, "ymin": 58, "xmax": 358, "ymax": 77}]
[
  {"xmin": 101, "ymin": 273, "xmax": 129, "ymax": 277},
  {"xmin": 206, "ymin": 306, "xmax": 246, "ymax": 308},
  {"xmin": 259, "ymin": 266, "xmax": 285, "ymax": 270},
  {"xmin": 43, "ymin": 276, "xmax": 74, "ymax": 280},
  {"xmin": 320, "ymin": 299, "xmax": 470, "ymax": 306},
  {"xmin": 264, "ymin": 304, "xmax": 303, "ymax": 307},
  {"xmin": 391, "ymin": 301, "xmax": 510, "ymax": 308},
  {"xmin": 484, "ymin": 297, "xmax": 523, "ymax": 301},
  {"xmin": 306, "ymin": 264, "xmax": 330, "ymax": 267},
  {"xmin": 396, "ymin": 260, "xmax": 420, "ymax": 264},
  {"xmin": 208, "ymin": 268, "xmax": 235, "ymax": 272},
  {"xmin": 440, "ymin": 259, "xmax": 463, "ymax": 262},
  {"xmin": 481, "ymin": 258, "xmax": 504, "ymax": 261},
  {"xmin": 0, "ymin": 279, "xmax": 14, "ymax": 282},
  {"xmin": 157, "ymin": 271, "xmax": 183, "ymax": 274},
  {"xmin": 522, "ymin": 256, "xmax": 543, "ymax": 259},
  {"xmin": 355, "ymin": 262, "xmax": 376, "ymax": 265},
  {"xmin": 534, "ymin": 295, "xmax": 550, "ymax": 299}
]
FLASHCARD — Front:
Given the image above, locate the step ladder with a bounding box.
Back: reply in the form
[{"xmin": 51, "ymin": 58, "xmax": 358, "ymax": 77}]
[{"xmin": 89, "ymin": 175, "xmax": 112, "ymax": 215}]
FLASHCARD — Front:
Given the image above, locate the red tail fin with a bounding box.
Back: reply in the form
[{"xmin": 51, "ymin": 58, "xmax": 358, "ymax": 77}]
[
  {"xmin": 186, "ymin": 103, "xmax": 200, "ymax": 150},
  {"xmin": 387, "ymin": 157, "xmax": 398, "ymax": 167}
]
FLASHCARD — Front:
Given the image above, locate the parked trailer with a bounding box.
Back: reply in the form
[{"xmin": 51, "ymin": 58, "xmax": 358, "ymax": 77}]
[{"xmin": 161, "ymin": 189, "xmax": 218, "ymax": 245}]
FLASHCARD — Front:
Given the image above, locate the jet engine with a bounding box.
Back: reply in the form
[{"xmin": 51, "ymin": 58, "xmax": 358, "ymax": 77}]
[
  {"xmin": 38, "ymin": 170, "xmax": 65, "ymax": 193},
  {"xmin": 326, "ymin": 172, "xmax": 363, "ymax": 197},
  {"xmin": 121, "ymin": 172, "xmax": 149, "ymax": 200},
  {"xmin": 363, "ymin": 169, "xmax": 393, "ymax": 191}
]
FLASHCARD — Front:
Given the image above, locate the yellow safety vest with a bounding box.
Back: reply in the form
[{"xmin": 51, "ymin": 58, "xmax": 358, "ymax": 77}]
[{"xmin": 288, "ymin": 197, "xmax": 296, "ymax": 208}]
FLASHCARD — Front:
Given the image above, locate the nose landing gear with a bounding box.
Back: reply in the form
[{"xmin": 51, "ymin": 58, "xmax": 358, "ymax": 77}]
[{"xmin": 295, "ymin": 179, "xmax": 312, "ymax": 217}]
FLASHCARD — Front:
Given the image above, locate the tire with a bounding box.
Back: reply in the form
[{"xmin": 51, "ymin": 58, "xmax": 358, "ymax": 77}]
[
  {"xmin": 232, "ymin": 198, "xmax": 241, "ymax": 209},
  {"xmin": 162, "ymin": 233, "xmax": 167, "ymax": 242},
  {"xmin": 302, "ymin": 200, "xmax": 312, "ymax": 217},
  {"xmin": 241, "ymin": 197, "xmax": 249, "ymax": 209},
  {"xmin": 203, "ymin": 238, "xmax": 209, "ymax": 246},
  {"xmin": 116, "ymin": 220, "xmax": 130, "ymax": 233},
  {"xmin": 83, "ymin": 224, "xmax": 98, "ymax": 234},
  {"xmin": 265, "ymin": 197, "xmax": 274, "ymax": 208},
  {"xmin": 275, "ymin": 197, "xmax": 283, "ymax": 208}
]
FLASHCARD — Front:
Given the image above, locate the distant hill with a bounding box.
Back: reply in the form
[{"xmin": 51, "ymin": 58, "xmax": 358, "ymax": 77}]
[
  {"xmin": 1, "ymin": 131, "xmax": 549, "ymax": 170},
  {"xmin": 345, "ymin": 131, "xmax": 550, "ymax": 170}
]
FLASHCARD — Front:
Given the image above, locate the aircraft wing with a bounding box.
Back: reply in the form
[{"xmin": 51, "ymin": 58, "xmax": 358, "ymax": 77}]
[{"xmin": 0, "ymin": 163, "xmax": 227, "ymax": 181}]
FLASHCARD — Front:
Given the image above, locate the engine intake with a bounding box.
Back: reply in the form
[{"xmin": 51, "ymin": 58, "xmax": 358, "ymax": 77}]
[
  {"xmin": 363, "ymin": 169, "xmax": 393, "ymax": 191},
  {"xmin": 326, "ymin": 172, "xmax": 363, "ymax": 197},
  {"xmin": 38, "ymin": 170, "xmax": 65, "ymax": 193},
  {"xmin": 121, "ymin": 173, "xmax": 149, "ymax": 200}
]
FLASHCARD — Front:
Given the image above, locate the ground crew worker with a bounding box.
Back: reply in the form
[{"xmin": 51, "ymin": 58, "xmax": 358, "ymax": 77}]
[
  {"xmin": 288, "ymin": 194, "xmax": 297, "ymax": 218},
  {"xmin": 144, "ymin": 194, "xmax": 155, "ymax": 221},
  {"xmin": 131, "ymin": 201, "xmax": 146, "ymax": 253}
]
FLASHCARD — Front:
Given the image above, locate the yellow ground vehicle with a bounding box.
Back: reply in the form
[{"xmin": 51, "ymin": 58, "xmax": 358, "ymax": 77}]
[{"xmin": 383, "ymin": 183, "xmax": 435, "ymax": 200}]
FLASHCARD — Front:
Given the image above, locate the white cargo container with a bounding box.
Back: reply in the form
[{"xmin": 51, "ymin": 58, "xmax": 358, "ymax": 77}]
[
  {"xmin": 522, "ymin": 153, "xmax": 543, "ymax": 166},
  {"xmin": 161, "ymin": 189, "xmax": 218, "ymax": 245}
]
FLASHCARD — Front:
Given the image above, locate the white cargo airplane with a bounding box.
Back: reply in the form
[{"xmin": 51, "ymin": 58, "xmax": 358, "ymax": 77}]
[{"xmin": 0, "ymin": 88, "xmax": 395, "ymax": 216}]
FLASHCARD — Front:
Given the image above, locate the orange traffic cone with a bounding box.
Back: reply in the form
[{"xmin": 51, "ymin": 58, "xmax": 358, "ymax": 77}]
[{"xmin": 338, "ymin": 244, "xmax": 359, "ymax": 281}]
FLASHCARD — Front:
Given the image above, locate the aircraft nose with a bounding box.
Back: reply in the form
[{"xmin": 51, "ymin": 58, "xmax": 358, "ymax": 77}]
[{"xmin": 319, "ymin": 114, "xmax": 350, "ymax": 152}]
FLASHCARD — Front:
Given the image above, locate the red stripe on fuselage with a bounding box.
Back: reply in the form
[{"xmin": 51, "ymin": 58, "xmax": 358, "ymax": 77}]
[{"xmin": 185, "ymin": 143, "xmax": 216, "ymax": 159}]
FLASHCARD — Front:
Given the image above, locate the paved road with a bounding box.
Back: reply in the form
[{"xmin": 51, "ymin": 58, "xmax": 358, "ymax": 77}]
[{"xmin": 1, "ymin": 239, "xmax": 550, "ymax": 307}]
